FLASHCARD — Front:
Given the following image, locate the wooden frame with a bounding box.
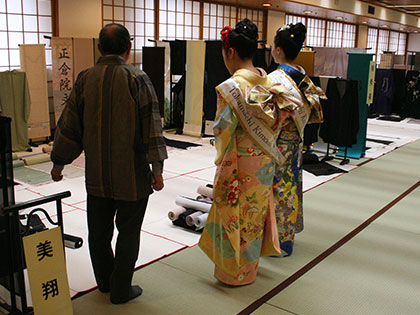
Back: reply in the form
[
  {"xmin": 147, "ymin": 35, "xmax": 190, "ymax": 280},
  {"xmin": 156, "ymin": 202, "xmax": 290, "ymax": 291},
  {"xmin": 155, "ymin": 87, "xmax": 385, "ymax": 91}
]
[
  {"xmin": 286, "ymin": 13, "xmax": 357, "ymax": 49},
  {"xmin": 367, "ymin": 26, "xmax": 407, "ymax": 63},
  {"xmin": 0, "ymin": 0, "xmax": 54, "ymax": 70}
]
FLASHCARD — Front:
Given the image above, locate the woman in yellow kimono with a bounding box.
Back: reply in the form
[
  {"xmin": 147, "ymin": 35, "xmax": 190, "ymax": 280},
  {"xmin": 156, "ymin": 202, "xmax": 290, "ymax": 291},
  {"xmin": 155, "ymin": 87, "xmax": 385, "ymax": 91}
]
[
  {"xmin": 199, "ymin": 19, "xmax": 298, "ymax": 286},
  {"xmin": 269, "ymin": 23, "xmax": 326, "ymax": 256}
]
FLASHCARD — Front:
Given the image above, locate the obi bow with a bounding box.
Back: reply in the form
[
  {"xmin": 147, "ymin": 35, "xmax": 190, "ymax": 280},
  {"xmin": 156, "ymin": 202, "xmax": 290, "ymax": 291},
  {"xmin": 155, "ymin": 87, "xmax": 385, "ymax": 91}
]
[{"xmin": 245, "ymin": 84, "xmax": 303, "ymax": 129}]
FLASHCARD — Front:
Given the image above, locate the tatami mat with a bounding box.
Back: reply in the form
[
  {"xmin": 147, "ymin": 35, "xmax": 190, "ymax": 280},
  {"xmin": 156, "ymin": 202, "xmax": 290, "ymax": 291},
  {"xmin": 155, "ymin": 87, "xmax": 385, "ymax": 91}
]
[
  {"xmin": 8, "ymin": 120, "xmax": 420, "ymax": 310},
  {"xmin": 70, "ymin": 138, "xmax": 420, "ymax": 314},
  {"xmin": 267, "ymin": 188, "xmax": 420, "ymax": 315}
]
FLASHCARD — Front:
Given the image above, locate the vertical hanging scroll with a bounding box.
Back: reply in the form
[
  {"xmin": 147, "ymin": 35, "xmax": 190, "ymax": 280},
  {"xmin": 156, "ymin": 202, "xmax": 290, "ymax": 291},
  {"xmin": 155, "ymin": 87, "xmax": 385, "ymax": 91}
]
[
  {"xmin": 72, "ymin": 38, "xmax": 94, "ymax": 81},
  {"xmin": 156, "ymin": 40, "xmax": 172, "ymax": 126},
  {"xmin": 19, "ymin": 44, "xmax": 50, "ymax": 140},
  {"xmin": 52, "ymin": 38, "xmax": 73, "ymax": 124},
  {"xmin": 183, "ymin": 40, "xmax": 206, "ymax": 137}
]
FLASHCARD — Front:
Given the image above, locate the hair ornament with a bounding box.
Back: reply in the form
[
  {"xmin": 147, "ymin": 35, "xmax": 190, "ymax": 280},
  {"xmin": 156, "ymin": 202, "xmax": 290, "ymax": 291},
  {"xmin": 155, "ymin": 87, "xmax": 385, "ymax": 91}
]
[
  {"xmin": 279, "ymin": 23, "xmax": 292, "ymax": 32},
  {"xmin": 221, "ymin": 26, "xmax": 233, "ymax": 49}
]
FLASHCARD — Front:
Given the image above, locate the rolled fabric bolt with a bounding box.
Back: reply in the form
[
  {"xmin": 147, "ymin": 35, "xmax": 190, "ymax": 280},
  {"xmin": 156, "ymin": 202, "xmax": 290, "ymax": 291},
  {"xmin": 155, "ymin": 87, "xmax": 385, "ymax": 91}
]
[
  {"xmin": 42, "ymin": 146, "xmax": 52, "ymax": 153},
  {"xmin": 175, "ymin": 196, "xmax": 212, "ymax": 213},
  {"xmin": 13, "ymin": 160, "xmax": 25, "ymax": 168},
  {"xmin": 12, "ymin": 153, "xmax": 18, "ymax": 160},
  {"xmin": 23, "ymin": 154, "xmax": 51, "ymax": 166},
  {"xmin": 196, "ymin": 195, "xmax": 212, "ymax": 203},
  {"xmin": 168, "ymin": 206, "xmax": 187, "ymax": 221},
  {"xmin": 194, "ymin": 213, "xmax": 209, "ymax": 230},
  {"xmin": 64, "ymin": 234, "xmax": 83, "ymax": 249},
  {"xmin": 196, "ymin": 185, "xmax": 213, "ymax": 199},
  {"xmin": 186, "ymin": 211, "xmax": 203, "ymax": 226}
]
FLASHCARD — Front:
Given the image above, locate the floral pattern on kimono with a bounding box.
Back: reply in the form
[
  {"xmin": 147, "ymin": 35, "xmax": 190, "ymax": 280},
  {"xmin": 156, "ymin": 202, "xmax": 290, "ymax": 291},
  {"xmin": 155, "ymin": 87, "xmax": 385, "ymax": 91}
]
[
  {"xmin": 269, "ymin": 66, "xmax": 326, "ymax": 256},
  {"xmin": 273, "ymin": 131, "xmax": 303, "ymax": 256},
  {"xmin": 198, "ymin": 68, "xmax": 284, "ymax": 286}
]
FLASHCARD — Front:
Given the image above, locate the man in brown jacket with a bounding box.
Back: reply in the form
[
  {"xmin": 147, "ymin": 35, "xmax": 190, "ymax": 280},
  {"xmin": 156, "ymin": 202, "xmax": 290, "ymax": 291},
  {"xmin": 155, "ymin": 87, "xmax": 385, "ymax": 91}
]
[{"xmin": 50, "ymin": 23, "xmax": 167, "ymax": 304}]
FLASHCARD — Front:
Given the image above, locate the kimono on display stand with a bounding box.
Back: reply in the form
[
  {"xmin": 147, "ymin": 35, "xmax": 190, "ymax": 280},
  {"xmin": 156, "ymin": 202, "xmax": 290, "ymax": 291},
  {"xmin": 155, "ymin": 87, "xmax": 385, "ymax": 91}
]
[
  {"xmin": 337, "ymin": 53, "xmax": 375, "ymax": 159},
  {"xmin": 319, "ymin": 77, "xmax": 360, "ymax": 164}
]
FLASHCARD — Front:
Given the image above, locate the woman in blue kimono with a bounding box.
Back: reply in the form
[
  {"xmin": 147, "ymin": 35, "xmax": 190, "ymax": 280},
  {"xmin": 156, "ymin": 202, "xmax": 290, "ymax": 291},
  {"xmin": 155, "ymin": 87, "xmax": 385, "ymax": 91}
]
[{"xmin": 269, "ymin": 23, "xmax": 326, "ymax": 256}]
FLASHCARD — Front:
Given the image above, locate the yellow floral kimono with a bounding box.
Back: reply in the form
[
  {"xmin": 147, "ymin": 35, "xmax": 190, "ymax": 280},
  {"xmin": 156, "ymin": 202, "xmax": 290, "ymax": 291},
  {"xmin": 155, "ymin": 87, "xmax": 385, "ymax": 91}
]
[
  {"xmin": 269, "ymin": 64, "xmax": 326, "ymax": 256},
  {"xmin": 198, "ymin": 68, "xmax": 295, "ymax": 286}
]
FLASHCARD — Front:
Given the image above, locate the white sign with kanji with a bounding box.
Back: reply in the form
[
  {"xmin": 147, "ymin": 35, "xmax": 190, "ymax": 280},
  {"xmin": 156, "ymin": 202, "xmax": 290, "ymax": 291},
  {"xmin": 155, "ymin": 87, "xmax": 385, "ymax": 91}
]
[
  {"xmin": 23, "ymin": 227, "xmax": 73, "ymax": 315},
  {"xmin": 52, "ymin": 37, "xmax": 74, "ymax": 125}
]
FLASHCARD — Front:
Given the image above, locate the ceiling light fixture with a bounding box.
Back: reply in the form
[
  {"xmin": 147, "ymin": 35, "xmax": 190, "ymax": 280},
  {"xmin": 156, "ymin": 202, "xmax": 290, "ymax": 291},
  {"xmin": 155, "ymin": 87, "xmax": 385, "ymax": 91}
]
[
  {"xmin": 361, "ymin": 21, "xmax": 368, "ymax": 24},
  {"xmin": 262, "ymin": 3, "xmax": 272, "ymax": 7},
  {"xmin": 386, "ymin": 5, "xmax": 420, "ymax": 8},
  {"xmin": 303, "ymin": 10, "xmax": 312, "ymax": 14},
  {"xmin": 382, "ymin": 24, "xmax": 388, "ymax": 28},
  {"xmin": 336, "ymin": 16, "xmax": 344, "ymax": 20}
]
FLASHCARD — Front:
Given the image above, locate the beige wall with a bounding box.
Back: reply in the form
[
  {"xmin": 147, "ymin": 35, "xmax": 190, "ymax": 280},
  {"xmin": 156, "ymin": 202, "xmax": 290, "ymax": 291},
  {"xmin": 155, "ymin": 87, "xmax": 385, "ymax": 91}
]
[
  {"xmin": 357, "ymin": 25, "xmax": 368, "ymax": 48},
  {"xmin": 408, "ymin": 33, "xmax": 420, "ymax": 52},
  {"xmin": 267, "ymin": 11, "xmax": 286, "ymax": 47},
  {"xmin": 58, "ymin": 0, "xmax": 102, "ymax": 38}
]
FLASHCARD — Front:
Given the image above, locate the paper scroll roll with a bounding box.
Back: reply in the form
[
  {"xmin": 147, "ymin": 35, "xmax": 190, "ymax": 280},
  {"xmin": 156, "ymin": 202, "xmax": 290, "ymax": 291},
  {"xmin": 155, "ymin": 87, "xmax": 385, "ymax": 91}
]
[
  {"xmin": 175, "ymin": 196, "xmax": 212, "ymax": 213},
  {"xmin": 196, "ymin": 185, "xmax": 213, "ymax": 199},
  {"xmin": 42, "ymin": 145, "xmax": 53, "ymax": 153},
  {"xmin": 194, "ymin": 213, "xmax": 209, "ymax": 230},
  {"xmin": 13, "ymin": 160, "xmax": 25, "ymax": 168},
  {"xmin": 23, "ymin": 154, "xmax": 51, "ymax": 165},
  {"xmin": 168, "ymin": 207, "xmax": 187, "ymax": 221},
  {"xmin": 185, "ymin": 211, "xmax": 203, "ymax": 226}
]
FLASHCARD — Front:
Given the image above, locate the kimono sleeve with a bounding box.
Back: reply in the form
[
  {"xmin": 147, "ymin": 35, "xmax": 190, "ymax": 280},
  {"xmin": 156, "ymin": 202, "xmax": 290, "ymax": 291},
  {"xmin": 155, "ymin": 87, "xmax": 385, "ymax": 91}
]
[{"xmin": 213, "ymin": 90, "xmax": 238, "ymax": 165}]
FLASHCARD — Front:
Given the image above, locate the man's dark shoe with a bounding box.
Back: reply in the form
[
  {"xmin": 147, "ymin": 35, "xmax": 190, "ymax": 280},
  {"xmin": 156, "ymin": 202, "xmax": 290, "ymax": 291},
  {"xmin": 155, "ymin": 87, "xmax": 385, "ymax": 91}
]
[
  {"xmin": 110, "ymin": 285, "xmax": 142, "ymax": 304},
  {"xmin": 98, "ymin": 286, "xmax": 110, "ymax": 293}
]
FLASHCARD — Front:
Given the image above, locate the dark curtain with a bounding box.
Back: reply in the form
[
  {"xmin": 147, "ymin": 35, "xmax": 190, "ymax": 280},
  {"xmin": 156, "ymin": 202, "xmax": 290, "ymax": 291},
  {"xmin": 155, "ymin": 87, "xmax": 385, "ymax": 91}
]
[
  {"xmin": 142, "ymin": 47, "xmax": 165, "ymax": 117},
  {"xmin": 204, "ymin": 41, "xmax": 230, "ymax": 121}
]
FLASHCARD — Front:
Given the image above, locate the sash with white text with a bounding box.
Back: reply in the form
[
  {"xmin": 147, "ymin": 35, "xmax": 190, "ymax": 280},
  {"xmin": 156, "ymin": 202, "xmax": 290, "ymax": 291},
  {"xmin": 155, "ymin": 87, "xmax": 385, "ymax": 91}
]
[{"xmin": 217, "ymin": 79, "xmax": 286, "ymax": 165}]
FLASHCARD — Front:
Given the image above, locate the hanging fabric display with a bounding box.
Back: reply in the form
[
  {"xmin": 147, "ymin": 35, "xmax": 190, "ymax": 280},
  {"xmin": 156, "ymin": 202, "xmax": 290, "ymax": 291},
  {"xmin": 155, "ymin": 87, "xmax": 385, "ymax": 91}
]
[
  {"xmin": 295, "ymin": 50, "xmax": 315, "ymax": 76},
  {"xmin": 93, "ymin": 38, "xmax": 101, "ymax": 64},
  {"xmin": 319, "ymin": 78, "xmax": 360, "ymax": 148},
  {"xmin": 156, "ymin": 40, "xmax": 172, "ymax": 126},
  {"xmin": 0, "ymin": 71, "xmax": 30, "ymax": 151},
  {"xmin": 183, "ymin": 41, "xmax": 206, "ymax": 137},
  {"xmin": 143, "ymin": 47, "xmax": 165, "ymax": 117},
  {"xmin": 314, "ymin": 47, "xmax": 364, "ymax": 78},
  {"xmin": 52, "ymin": 38, "xmax": 74, "ymax": 124},
  {"xmin": 204, "ymin": 41, "xmax": 230, "ymax": 122},
  {"xmin": 73, "ymin": 38, "xmax": 94, "ymax": 80},
  {"xmin": 369, "ymin": 69, "xmax": 394, "ymax": 115},
  {"xmin": 19, "ymin": 44, "xmax": 50, "ymax": 140}
]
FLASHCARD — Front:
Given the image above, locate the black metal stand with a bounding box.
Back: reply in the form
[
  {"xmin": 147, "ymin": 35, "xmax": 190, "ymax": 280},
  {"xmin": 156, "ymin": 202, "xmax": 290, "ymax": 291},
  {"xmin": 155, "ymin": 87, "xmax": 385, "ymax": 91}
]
[
  {"xmin": 322, "ymin": 143, "xmax": 350, "ymax": 165},
  {"xmin": 2, "ymin": 191, "xmax": 71, "ymax": 315}
]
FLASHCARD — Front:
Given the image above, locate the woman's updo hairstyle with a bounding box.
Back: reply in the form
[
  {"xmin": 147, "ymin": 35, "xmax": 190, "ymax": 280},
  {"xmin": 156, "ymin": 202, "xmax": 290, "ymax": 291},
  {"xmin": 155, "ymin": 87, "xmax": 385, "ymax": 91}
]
[
  {"xmin": 274, "ymin": 22, "xmax": 306, "ymax": 60},
  {"xmin": 222, "ymin": 18, "xmax": 258, "ymax": 59}
]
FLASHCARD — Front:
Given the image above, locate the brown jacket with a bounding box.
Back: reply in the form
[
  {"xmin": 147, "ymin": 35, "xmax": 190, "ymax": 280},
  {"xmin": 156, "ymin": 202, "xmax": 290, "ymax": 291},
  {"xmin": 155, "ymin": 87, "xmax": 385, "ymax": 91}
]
[{"xmin": 51, "ymin": 55, "xmax": 167, "ymax": 201}]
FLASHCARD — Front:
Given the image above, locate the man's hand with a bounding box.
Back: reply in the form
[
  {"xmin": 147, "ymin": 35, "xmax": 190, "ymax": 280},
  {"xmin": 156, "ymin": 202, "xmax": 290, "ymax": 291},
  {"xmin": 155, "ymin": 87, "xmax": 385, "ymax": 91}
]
[
  {"xmin": 51, "ymin": 169, "xmax": 63, "ymax": 182},
  {"xmin": 152, "ymin": 174, "xmax": 164, "ymax": 191}
]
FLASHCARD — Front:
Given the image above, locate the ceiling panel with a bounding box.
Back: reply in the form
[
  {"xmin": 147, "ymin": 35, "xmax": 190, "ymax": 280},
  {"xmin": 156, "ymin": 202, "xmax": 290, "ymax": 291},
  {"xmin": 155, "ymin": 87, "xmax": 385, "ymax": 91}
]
[
  {"xmin": 361, "ymin": 0, "xmax": 420, "ymax": 16},
  {"xmin": 207, "ymin": 0, "xmax": 420, "ymax": 32}
]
